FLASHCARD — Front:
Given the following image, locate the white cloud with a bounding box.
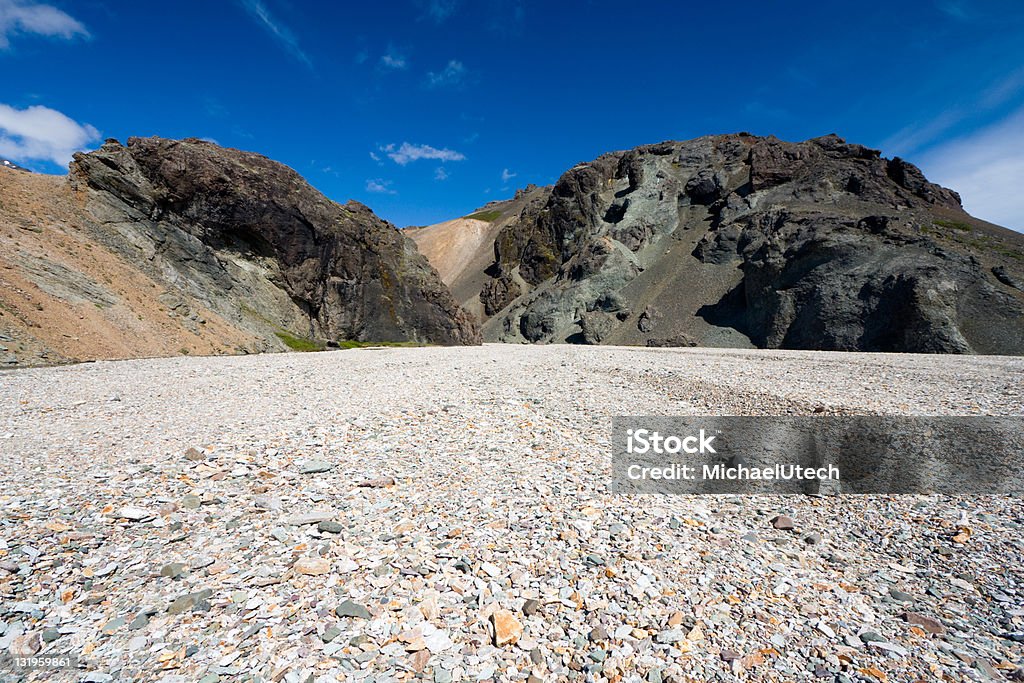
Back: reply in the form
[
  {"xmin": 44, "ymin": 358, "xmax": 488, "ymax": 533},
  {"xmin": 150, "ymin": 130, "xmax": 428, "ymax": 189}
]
[
  {"xmin": 0, "ymin": 0, "xmax": 88, "ymax": 49},
  {"xmin": 937, "ymin": 0, "xmax": 970, "ymax": 21},
  {"xmin": 918, "ymin": 105, "xmax": 1024, "ymax": 231},
  {"xmin": 366, "ymin": 178, "xmax": 396, "ymax": 194},
  {"xmin": 240, "ymin": 0, "xmax": 311, "ymax": 68},
  {"xmin": 434, "ymin": 167, "xmax": 449, "ymax": 181},
  {"xmin": 426, "ymin": 59, "xmax": 465, "ymax": 88},
  {"xmin": 881, "ymin": 67, "xmax": 1024, "ymax": 158},
  {"xmin": 380, "ymin": 142, "xmax": 465, "ymax": 165},
  {"xmin": 501, "ymin": 168, "xmax": 516, "ymax": 183},
  {"xmin": 0, "ymin": 102, "xmax": 99, "ymax": 167},
  {"xmin": 420, "ymin": 0, "xmax": 458, "ymax": 22},
  {"xmin": 379, "ymin": 45, "xmax": 407, "ymax": 70}
]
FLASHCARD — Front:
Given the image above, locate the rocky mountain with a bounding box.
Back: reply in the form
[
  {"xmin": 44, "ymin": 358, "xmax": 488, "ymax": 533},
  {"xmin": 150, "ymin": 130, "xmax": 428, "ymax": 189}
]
[
  {"xmin": 0, "ymin": 137, "xmax": 479, "ymax": 367},
  {"xmin": 411, "ymin": 134, "xmax": 1024, "ymax": 354}
]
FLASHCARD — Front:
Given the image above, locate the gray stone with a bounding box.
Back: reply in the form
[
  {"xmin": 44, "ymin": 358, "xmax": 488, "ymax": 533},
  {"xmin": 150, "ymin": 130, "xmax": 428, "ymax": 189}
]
[
  {"xmin": 129, "ymin": 613, "xmax": 150, "ymax": 631},
  {"xmin": 284, "ymin": 510, "xmax": 338, "ymax": 526},
  {"xmin": 168, "ymin": 589, "xmax": 214, "ymax": 615},
  {"xmin": 300, "ymin": 460, "xmax": 333, "ymax": 474},
  {"xmin": 335, "ymin": 600, "xmax": 371, "ymax": 619},
  {"xmin": 160, "ymin": 562, "xmax": 186, "ymax": 579},
  {"xmin": 101, "ymin": 616, "xmax": 125, "ymax": 635}
]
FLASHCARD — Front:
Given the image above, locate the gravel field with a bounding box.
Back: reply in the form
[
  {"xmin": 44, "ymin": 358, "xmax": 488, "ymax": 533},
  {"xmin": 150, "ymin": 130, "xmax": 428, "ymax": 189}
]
[{"xmin": 0, "ymin": 344, "xmax": 1022, "ymax": 683}]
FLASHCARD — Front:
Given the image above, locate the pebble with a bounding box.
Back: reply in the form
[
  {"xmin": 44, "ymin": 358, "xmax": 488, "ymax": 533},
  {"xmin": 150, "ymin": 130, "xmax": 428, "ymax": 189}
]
[
  {"xmin": 335, "ymin": 599, "xmax": 371, "ymax": 619},
  {"xmin": 167, "ymin": 589, "xmax": 213, "ymax": 615},
  {"xmin": 492, "ymin": 609, "xmax": 523, "ymax": 646},
  {"xmin": 118, "ymin": 506, "xmax": 153, "ymax": 521},
  {"xmin": 771, "ymin": 515, "xmax": 795, "ymax": 530},
  {"xmin": 101, "ymin": 616, "xmax": 125, "ymax": 635},
  {"xmin": 357, "ymin": 476, "xmax": 396, "ymax": 488},
  {"xmin": 1, "ymin": 345, "xmax": 1021, "ymax": 682},
  {"xmin": 160, "ymin": 562, "xmax": 186, "ymax": 579},
  {"xmin": 285, "ymin": 510, "xmax": 337, "ymax": 526},
  {"xmin": 299, "ymin": 460, "xmax": 333, "ymax": 474},
  {"xmin": 901, "ymin": 611, "xmax": 946, "ymax": 634},
  {"xmin": 293, "ymin": 557, "xmax": 331, "ymax": 575},
  {"xmin": 184, "ymin": 447, "xmax": 206, "ymax": 461}
]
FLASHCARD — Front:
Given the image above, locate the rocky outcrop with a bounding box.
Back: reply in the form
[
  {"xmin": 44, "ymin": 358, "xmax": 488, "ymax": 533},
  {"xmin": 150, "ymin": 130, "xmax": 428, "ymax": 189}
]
[
  {"xmin": 69, "ymin": 137, "xmax": 480, "ymax": 347},
  {"xmin": 467, "ymin": 134, "xmax": 1024, "ymax": 354}
]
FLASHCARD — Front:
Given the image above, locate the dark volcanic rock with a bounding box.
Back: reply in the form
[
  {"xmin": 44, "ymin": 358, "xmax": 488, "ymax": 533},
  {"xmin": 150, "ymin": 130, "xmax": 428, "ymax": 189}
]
[
  {"xmin": 476, "ymin": 133, "xmax": 1024, "ymax": 354},
  {"xmin": 70, "ymin": 137, "xmax": 480, "ymax": 346}
]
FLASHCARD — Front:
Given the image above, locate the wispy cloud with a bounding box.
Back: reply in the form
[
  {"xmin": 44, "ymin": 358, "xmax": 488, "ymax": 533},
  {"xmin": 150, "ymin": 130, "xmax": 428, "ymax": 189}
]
[
  {"xmin": 881, "ymin": 110, "xmax": 961, "ymax": 158},
  {"xmin": 379, "ymin": 44, "xmax": 407, "ymax": 70},
  {"xmin": 487, "ymin": 0, "xmax": 525, "ymax": 35},
  {"xmin": 918, "ymin": 105, "xmax": 1024, "ymax": 231},
  {"xmin": 0, "ymin": 102, "xmax": 99, "ymax": 167},
  {"xmin": 0, "ymin": 0, "xmax": 88, "ymax": 49},
  {"xmin": 501, "ymin": 168, "xmax": 516, "ymax": 183},
  {"xmin": 434, "ymin": 167, "xmax": 449, "ymax": 181},
  {"xmin": 240, "ymin": 0, "xmax": 311, "ymax": 68},
  {"xmin": 881, "ymin": 67, "xmax": 1024, "ymax": 158},
  {"xmin": 418, "ymin": 0, "xmax": 459, "ymax": 23},
  {"xmin": 366, "ymin": 178, "xmax": 397, "ymax": 194},
  {"xmin": 426, "ymin": 59, "xmax": 466, "ymax": 88},
  {"xmin": 380, "ymin": 142, "xmax": 465, "ymax": 165},
  {"xmin": 937, "ymin": 0, "xmax": 970, "ymax": 21}
]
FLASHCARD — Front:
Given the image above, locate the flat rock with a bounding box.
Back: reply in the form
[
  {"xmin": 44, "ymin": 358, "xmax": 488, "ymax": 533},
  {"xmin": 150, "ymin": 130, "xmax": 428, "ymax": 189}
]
[
  {"xmin": 335, "ymin": 600, "xmax": 371, "ymax": 619},
  {"xmin": 357, "ymin": 476, "xmax": 396, "ymax": 488},
  {"xmin": 168, "ymin": 589, "xmax": 213, "ymax": 615},
  {"xmin": 284, "ymin": 510, "xmax": 337, "ymax": 526},
  {"xmin": 118, "ymin": 506, "xmax": 153, "ymax": 522},
  {"xmin": 771, "ymin": 515, "xmax": 795, "ymax": 530},
  {"xmin": 299, "ymin": 460, "xmax": 333, "ymax": 474},
  {"xmin": 294, "ymin": 557, "xmax": 331, "ymax": 575},
  {"xmin": 492, "ymin": 609, "xmax": 523, "ymax": 646},
  {"xmin": 901, "ymin": 611, "xmax": 945, "ymax": 634}
]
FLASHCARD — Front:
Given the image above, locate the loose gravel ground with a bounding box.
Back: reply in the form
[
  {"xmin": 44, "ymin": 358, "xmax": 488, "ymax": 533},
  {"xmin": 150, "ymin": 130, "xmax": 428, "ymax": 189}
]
[{"xmin": 0, "ymin": 344, "xmax": 1022, "ymax": 683}]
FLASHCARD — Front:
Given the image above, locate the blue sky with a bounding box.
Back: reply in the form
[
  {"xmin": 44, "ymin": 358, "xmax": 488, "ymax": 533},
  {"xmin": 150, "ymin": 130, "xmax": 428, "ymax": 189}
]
[{"xmin": 1, "ymin": 1, "xmax": 1023, "ymax": 230}]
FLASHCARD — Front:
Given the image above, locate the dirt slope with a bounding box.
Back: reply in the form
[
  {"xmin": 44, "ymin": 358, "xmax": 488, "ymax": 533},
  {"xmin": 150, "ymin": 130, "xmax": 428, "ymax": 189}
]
[{"xmin": 0, "ymin": 166, "xmax": 257, "ymax": 367}]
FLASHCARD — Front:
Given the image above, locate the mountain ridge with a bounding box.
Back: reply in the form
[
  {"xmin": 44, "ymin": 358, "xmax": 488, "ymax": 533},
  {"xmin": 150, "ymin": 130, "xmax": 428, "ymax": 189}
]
[
  {"xmin": 0, "ymin": 137, "xmax": 479, "ymax": 367},
  {"xmin": 410, "ymin": 132, "xmax": 1024, "ymax": 354}
]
